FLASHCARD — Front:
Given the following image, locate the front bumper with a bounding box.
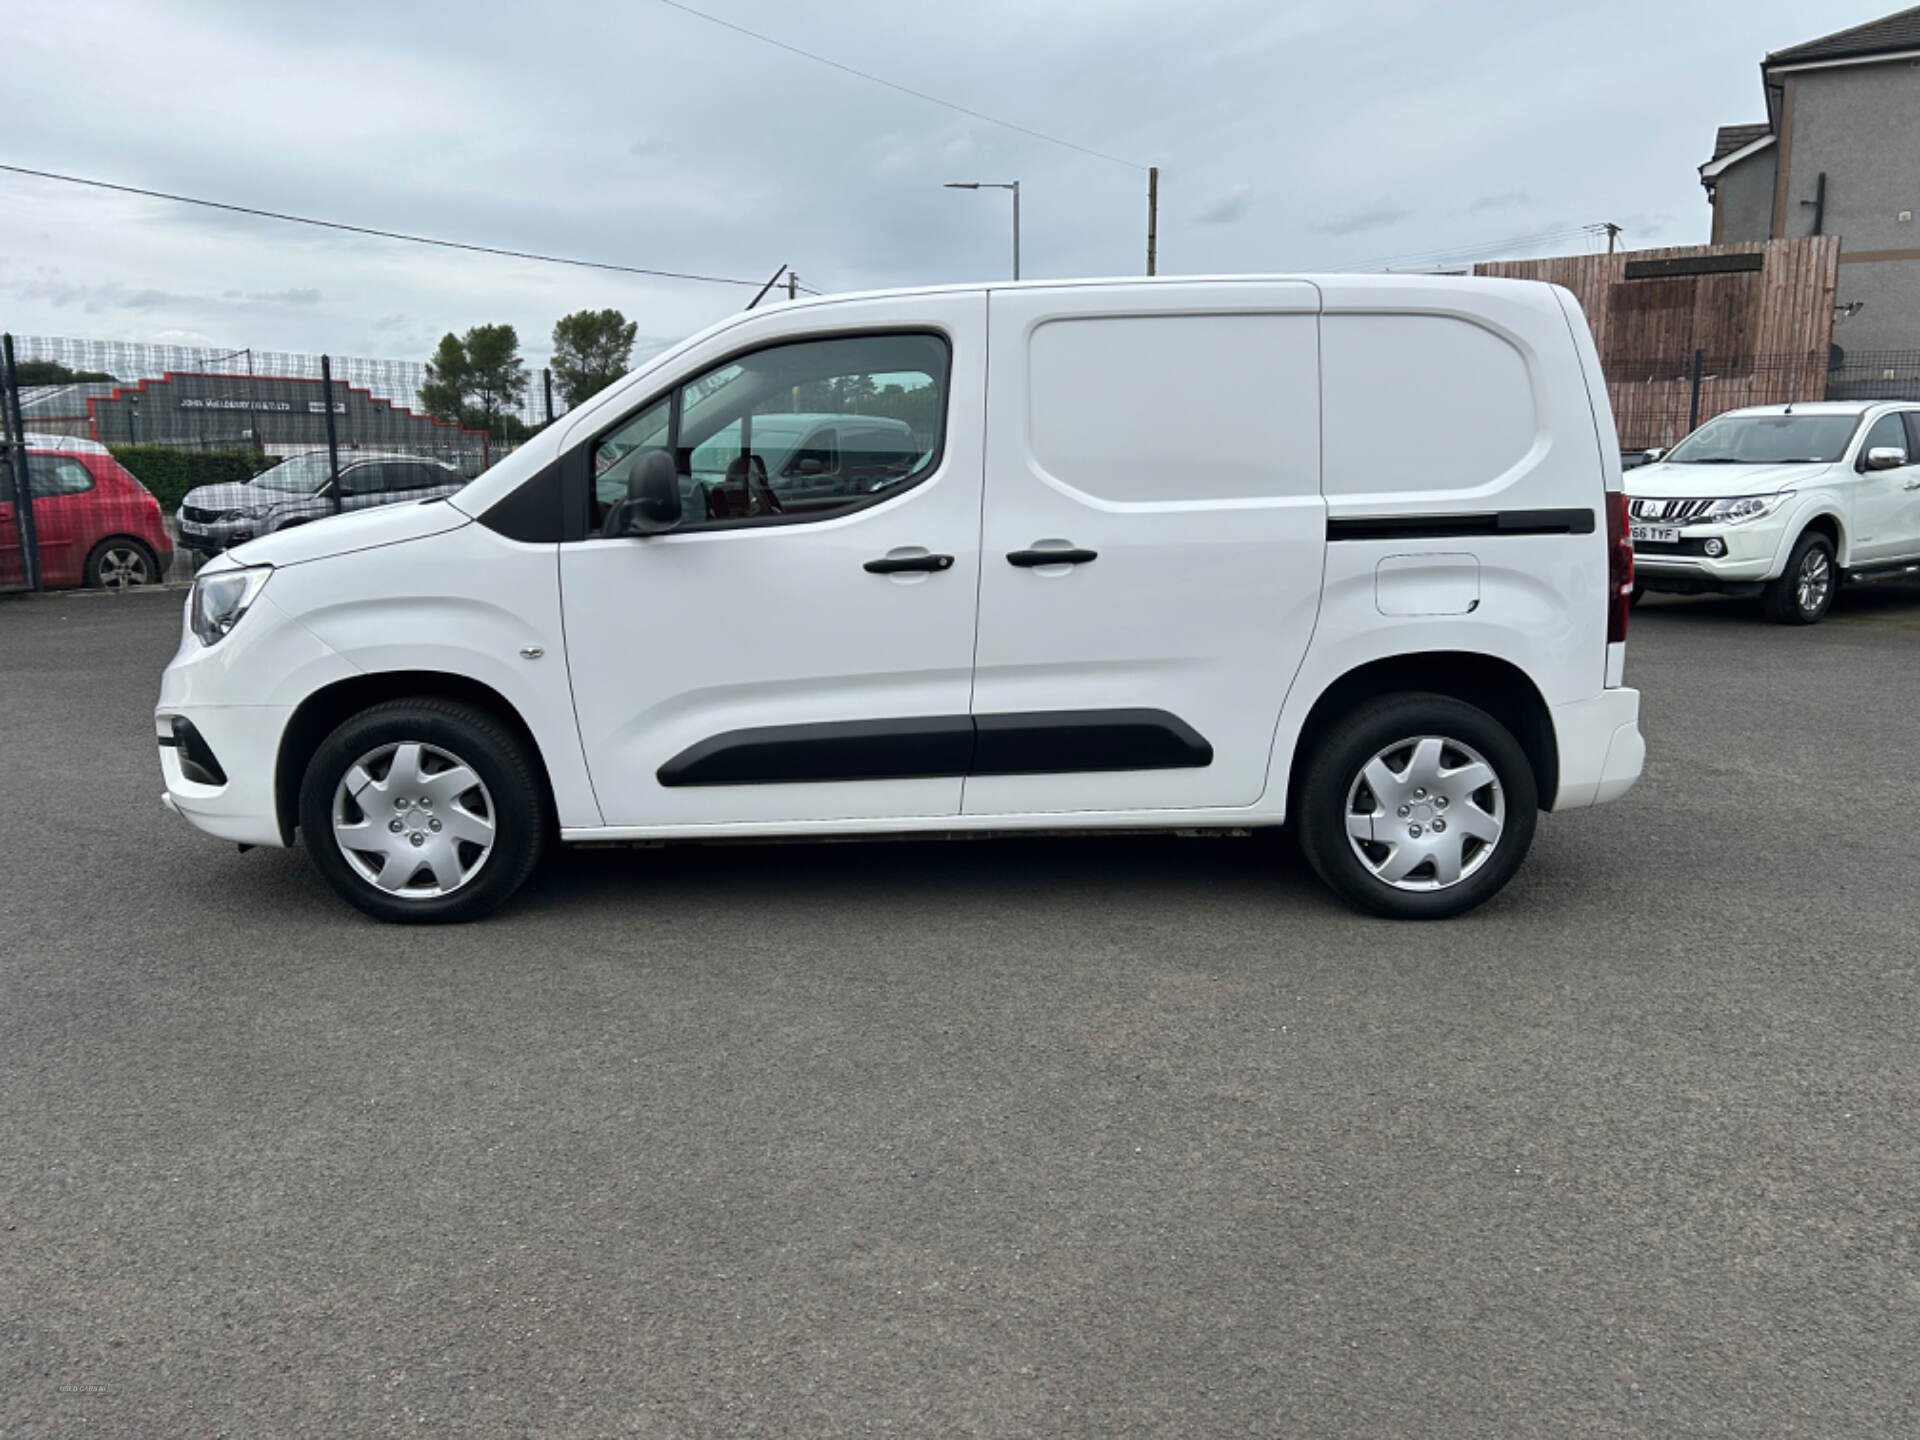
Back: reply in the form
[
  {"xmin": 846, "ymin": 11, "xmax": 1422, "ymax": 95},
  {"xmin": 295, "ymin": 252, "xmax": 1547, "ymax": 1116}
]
[
  {"xmin": 156, "ymin": 591, "xmax": 359, "ymax": 849},
  {"xmin": 176, "ymin": 516, "xmax": 257, "ymax": 553},
  {"xmin": 1550, "ymin": 687, "xmax": 1644, "ymax": 811},
  {"xmin": 1631, "ymin": 518, "xmax": 1784, "ymax": 593},
  {"xmin": 156, "ymin": 706, "xmax": 291, "ymax": 846}
]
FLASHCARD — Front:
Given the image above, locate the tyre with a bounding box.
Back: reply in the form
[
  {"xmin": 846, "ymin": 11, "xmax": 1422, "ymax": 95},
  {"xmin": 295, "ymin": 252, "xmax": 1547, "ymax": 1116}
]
[
  {"xmin": 1761, "ymin": 531, "xmax": 1836, "ymax": 625},
  {"xmin": 1296, "ymin": 692, "xmax": 1539, "ymax": 920},
  {"xmin": 298, "ymin": 698, "xmax": 546, "ymax": 923},
  {"xmin": 85, "ymin": 538, "xmax": 158, "ymax": 589}
]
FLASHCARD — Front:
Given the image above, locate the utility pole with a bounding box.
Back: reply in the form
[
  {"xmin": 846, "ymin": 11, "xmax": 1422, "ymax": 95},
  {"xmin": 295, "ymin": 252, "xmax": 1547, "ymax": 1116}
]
[
  {"xmin": 1147, "ymin": 166, "xmax": 1158, "ymax": 276},
  {"xmin": 787, "ymin": 271, "xmax": 799, "ymax": 301},
  {"xmin": 1604, "ymin": 222, "xmax": 1623, "ymax": 254}
]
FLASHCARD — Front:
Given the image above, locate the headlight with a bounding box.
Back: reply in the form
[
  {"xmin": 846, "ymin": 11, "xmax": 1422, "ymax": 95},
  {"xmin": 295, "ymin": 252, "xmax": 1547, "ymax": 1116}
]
[
  {"xmin": 189, "ymin": 565, "xmax": 272, "ymax": 646},
  {"xmin": 1701, "ymin": 494, "xmax": 1790, "ymax": 526}
]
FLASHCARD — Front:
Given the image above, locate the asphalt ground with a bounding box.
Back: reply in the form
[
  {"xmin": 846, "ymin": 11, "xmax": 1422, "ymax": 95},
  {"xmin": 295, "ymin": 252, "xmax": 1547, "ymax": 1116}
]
[{"xmin": 3, "ymin": 581, "xmax": 1918, "ymax": 1437}]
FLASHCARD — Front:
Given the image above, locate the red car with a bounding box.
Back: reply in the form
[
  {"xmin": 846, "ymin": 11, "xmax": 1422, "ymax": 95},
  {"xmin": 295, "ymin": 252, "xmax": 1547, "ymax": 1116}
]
[{"xmin": 0, "ymin": 436, "xmax": 174, "ymax": 589}]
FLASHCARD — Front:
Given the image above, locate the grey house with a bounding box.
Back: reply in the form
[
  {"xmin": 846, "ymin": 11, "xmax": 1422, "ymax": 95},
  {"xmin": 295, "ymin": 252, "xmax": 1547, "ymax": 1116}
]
[{"xmin": 1700, "ymin": 7, "xmax": 1920, "ymax": 352}]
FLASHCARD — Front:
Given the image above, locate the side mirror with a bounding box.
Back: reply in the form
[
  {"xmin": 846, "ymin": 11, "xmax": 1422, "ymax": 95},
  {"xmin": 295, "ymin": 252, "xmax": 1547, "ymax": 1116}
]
[
  {"xmin": 1643, "ymin": 447, "xmax": 1666, "ymax": 463},
  {"xmin": 1864, "ymin": 446, "xmax": 1907, "ymax": 472},
  {"xmin": 604, "ymin": 449, "xmax": 682, "ymax": 536},
  {"xmin": 798, "ymin": 457, "xmax": 824, "ymax": 477}
]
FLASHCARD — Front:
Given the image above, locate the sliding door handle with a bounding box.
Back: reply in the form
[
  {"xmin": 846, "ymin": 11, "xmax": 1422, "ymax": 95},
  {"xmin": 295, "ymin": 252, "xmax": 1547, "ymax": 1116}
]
[
  {"xmin": 1007, "ymin": 547, "xmax": 1098, "ymax": 567},
  {"xmin": 864, "ymin": 552, "xmax": 954, "ymax": 574}
]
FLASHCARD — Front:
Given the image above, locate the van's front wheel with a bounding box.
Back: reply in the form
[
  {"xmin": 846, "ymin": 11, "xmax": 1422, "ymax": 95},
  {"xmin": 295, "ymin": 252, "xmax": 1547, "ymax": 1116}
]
[
  {"xmin": 1297, "ymin": 693, "xmax": 1538, "ymax": 919},
  {"xmin": 298, "ymin": 698, "xmax": 546, "ymax": 923}
]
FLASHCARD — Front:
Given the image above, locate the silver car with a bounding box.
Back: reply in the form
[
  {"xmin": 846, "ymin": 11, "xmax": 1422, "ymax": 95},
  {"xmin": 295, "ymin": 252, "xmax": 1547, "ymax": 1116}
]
[{"xmin": 176, "ymin": 452, "xmax": 466, "ymax": 556}]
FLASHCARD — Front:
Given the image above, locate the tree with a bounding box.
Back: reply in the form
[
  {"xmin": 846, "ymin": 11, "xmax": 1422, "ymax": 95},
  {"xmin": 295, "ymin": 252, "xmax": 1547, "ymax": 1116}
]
[
  {"xmin": 419, "ymin": 324, "xmax": 530, "ymax": 441},
  {"xmin": 551, "ymin": 308, "xmax": 638, "ymax": 407},
  {"xmin": 14, "ymin": 359, "xmax": 116, "ymax": 385}
]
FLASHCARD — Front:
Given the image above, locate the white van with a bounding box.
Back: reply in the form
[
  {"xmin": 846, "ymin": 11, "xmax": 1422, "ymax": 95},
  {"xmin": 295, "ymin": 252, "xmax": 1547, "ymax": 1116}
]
[{"xmin": 156, "ymin": 275, "xmax": 1645, "ymax": 923}]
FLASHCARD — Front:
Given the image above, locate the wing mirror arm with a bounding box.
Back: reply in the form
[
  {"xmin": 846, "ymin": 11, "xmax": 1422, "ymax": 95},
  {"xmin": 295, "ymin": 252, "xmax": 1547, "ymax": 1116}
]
[{"xmin": 603, "ymin": 449, "xmax": 683, "ymax": 537}]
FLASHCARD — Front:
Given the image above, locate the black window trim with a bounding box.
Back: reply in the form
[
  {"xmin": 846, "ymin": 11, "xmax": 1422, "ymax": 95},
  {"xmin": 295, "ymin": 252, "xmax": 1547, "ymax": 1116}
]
[{"xmin": 567, "ymin": 325, "xmax": 954, "ymax": 542}]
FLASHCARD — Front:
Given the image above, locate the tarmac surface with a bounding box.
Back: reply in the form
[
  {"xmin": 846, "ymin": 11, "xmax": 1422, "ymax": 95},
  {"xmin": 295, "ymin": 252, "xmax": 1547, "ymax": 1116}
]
[{"xmin": 3, "ymin": 582, "xmax": 1918, "ymax": 1436}]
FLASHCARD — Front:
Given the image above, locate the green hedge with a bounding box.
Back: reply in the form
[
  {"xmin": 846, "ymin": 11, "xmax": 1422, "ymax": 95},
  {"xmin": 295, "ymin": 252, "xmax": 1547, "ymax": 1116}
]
[{"xmin": 109, "ymin": 447, "xmax": 280, "ymax": 513}]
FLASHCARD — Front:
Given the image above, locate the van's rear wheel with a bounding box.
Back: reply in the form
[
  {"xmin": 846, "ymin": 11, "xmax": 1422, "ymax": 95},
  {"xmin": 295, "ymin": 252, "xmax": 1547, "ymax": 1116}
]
[
  {"xmin": 1297, "ymin": 693, "xmax": 1538, "ymax": 919},
  {"xmin": 298, "ymin": 698, "xmax": 545, "ymax": 923}
]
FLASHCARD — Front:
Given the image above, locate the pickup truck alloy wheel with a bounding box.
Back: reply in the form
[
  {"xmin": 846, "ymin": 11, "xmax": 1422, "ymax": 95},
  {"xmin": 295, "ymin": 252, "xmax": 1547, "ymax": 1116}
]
[
  {"xmin": 1342, "ymin": 735, "xmax": 1504, "ymax": 891},
  {"xmin": 1795, "ymin": 547, "xmax": 1832, "ymax": 615},
  {"xmin": 1762, "ymin": 531, "xmax": 1836, "ymax": 625},
  {"xmin": 332, "ymin": 740, "xmax": 495, "ymax": 898}
]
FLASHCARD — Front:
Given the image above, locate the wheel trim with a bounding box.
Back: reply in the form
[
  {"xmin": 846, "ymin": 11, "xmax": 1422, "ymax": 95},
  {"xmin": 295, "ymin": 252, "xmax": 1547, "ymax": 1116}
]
[
  {"xmin": 97, "ymin": 546, "xmax": 152, "ymax": 588},
  {"xmin": 331, "ymin": 740, "xmax": 496, "ymax": 900},
  {"xmin": 1797, "ymin": 548, "xmax": 1831, "ymax": 614},
  {"xmin": 1343, "ymin": 735, "xmax": 1506, "ymax": 893}
]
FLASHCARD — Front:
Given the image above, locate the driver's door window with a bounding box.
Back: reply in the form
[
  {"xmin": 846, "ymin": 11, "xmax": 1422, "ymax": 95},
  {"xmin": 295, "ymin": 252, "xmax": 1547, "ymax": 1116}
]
[{"xmin": 589, "ymin": 333, "xmax": 947, "ymax": 532}]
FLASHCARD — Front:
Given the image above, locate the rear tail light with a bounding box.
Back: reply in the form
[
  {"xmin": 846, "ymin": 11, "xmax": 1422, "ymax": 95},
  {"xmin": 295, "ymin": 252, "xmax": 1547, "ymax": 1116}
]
[{"xmin": 1606, "ymin": 490, "xmax": 1633, "ymax": 645}]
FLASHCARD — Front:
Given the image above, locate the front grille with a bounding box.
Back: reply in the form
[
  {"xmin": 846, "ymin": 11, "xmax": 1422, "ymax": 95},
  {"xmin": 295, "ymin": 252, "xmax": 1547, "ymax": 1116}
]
[
  {"xmin": 181, "ymin": 505, "xmax": 221, "ymax": 524},
  {"xmin": 1628, "ymin": 497, "xmax": 1716, "ymax": 524}
]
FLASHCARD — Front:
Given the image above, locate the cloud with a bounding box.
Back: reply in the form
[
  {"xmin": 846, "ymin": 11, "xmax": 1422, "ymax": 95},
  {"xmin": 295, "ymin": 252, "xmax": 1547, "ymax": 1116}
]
[
  {"xmin": 628, "ymin": 137, "xmax": 662, "ymax": 157},
  {"xmin": 247, "ymin": 288, "xmax": 323, "ymax": 306},
  {"xmin": 1313, "ymin": 204, "xmax": 1411, "ymax": 237},
  {"xmin": 1470, "ymin": 189, "xmax": 1531, "ymax": 212},
  {"xmin": 1193, "ymin": 184, "xmax": 1255, "ymax": 225}
]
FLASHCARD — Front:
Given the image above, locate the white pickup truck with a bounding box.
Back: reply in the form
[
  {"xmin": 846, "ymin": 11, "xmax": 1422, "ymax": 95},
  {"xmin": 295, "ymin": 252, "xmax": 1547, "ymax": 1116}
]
[{"xmin": 1627, "ymin": 401, "xmax": 1920, "ymax": 623}]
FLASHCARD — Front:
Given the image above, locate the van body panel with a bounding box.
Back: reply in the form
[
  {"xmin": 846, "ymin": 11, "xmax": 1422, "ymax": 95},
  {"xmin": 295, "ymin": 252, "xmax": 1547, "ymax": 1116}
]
[
  {"xmin": 556, "ymin": 288, "xmax": 989, "ymax": 827},
  {"xmin": 264, "ymin": 521, "xmax": 606, "ymax": 829},
  {"xmin": 964, "ymin": 281, "xmax": 1326, "ymax": 815}
]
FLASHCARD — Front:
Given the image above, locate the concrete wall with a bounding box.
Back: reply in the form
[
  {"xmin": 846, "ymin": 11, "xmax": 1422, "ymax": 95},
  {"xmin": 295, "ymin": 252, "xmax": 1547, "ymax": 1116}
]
[
  {"xmin": 1780, "ymin": 60, "xmax": 1920, "ymax": 352},
  {"xmin": 1714, "ymin": 149, "xmax": 1776, "ymax": 243}
]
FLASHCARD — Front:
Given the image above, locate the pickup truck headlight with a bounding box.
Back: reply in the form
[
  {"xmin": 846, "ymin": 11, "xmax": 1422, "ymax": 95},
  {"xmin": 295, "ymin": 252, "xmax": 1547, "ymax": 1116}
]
[
  {"xmin": 1701, "ymin": 494, "xmax": 1790, "ymax": 526},
  {"xmin": 189, "ymin": 565, "xmax": 272, "ymax": 646}
]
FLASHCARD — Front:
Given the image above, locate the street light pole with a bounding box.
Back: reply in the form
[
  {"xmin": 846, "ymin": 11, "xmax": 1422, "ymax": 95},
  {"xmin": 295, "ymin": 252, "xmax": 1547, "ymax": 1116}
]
[{"xmin": 945, "ymin": 181, "xmax": 1021, "ymax": 280}]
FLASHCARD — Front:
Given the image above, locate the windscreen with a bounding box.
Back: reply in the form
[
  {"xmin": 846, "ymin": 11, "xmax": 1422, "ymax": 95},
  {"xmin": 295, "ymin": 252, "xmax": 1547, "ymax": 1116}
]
[{"xmin": 1665, "ymin": 414, "xmax": 1860, "ymax": 465}]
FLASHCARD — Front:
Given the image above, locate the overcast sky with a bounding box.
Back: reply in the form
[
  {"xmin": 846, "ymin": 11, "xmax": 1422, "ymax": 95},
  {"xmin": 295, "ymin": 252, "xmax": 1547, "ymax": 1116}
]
[{"xmin": 0, "ymin": 0, "xmax": 1880, "ymax": 371}]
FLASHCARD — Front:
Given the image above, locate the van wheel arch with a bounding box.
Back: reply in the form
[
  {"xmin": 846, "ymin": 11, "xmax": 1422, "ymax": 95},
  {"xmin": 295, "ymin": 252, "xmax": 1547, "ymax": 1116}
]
[
  {"xmin": 275, "ymin": 672, "xmax": 557, "ymax": 845},
  {"xmin": 1286, "ymin": 653, "xmax": 1558, "ymax": 817}
]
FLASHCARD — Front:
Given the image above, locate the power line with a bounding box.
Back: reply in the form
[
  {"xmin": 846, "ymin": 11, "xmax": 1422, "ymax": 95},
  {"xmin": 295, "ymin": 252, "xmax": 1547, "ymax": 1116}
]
[
  {"xmin": 654, "ymin": 0, "xmax": 1146, "ymax": 173},
  {"xmin": 0, "ymin": 162, "xmax": 793, "ymax": 288}
]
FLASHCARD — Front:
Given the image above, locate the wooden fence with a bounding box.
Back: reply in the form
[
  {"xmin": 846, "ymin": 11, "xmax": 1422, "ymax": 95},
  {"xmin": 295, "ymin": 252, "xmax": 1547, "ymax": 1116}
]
[{"xmin": 1476, "ymin": 238, "xmax": 1841, "ymax": 449}]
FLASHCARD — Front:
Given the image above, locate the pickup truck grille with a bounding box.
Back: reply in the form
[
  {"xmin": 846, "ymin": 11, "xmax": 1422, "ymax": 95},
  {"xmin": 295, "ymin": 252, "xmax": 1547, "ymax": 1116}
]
[{"xmin": 1628, "ymin": 497, "xmax": 1716, "ymax": 524}]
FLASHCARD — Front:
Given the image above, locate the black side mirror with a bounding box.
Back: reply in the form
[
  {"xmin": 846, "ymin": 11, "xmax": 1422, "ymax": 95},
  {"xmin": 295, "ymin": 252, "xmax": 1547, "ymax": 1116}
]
[{"xmin": 604, "ymin": 449, "xmax": 682, "ymax": 537}]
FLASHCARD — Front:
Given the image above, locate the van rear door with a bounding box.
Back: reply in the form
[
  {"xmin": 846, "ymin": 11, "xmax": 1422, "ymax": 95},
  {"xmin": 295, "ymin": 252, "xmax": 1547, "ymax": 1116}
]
[{"xmin": 963, "ymin": 281, "xmax": 1325, "ymax": 817}]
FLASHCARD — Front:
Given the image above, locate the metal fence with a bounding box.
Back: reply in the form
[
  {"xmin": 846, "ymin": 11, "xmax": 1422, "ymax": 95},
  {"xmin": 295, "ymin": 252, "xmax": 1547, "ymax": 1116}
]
[
  {"xmin": 1, "ymin": 330, "xmax": 577, "ymax": 591},
  {"xmin": 1609, "ymin": 348, "xmax": 1920, "ymax": 453}
]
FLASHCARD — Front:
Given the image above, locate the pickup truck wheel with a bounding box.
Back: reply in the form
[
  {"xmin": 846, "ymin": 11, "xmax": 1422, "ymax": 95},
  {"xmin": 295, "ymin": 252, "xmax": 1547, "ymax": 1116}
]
[
  {"xmin": 1761, "ymin": 532, "xmax": 1835, "ymax": 625},
  {"xmin": 298, "ymin": 698, "xmax": 545, "ymax": 924},
  {"xmin": 1297, "ymin": 693, "xmax": 1538, "ymax": 920}
]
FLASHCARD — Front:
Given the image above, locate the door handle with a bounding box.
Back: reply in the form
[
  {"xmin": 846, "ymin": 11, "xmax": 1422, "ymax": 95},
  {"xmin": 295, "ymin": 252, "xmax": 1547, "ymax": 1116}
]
[
  {"xmin": 1904, "ymin": 480, "xmax": 1920, "ymax": 491},
  {"xmin": 864, "ymin": 552, "xmax": 954, "ymax": 574},
  {"xmin": 1007, "ymin": 547, "xmax": 1098, "ymax": 567}
]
